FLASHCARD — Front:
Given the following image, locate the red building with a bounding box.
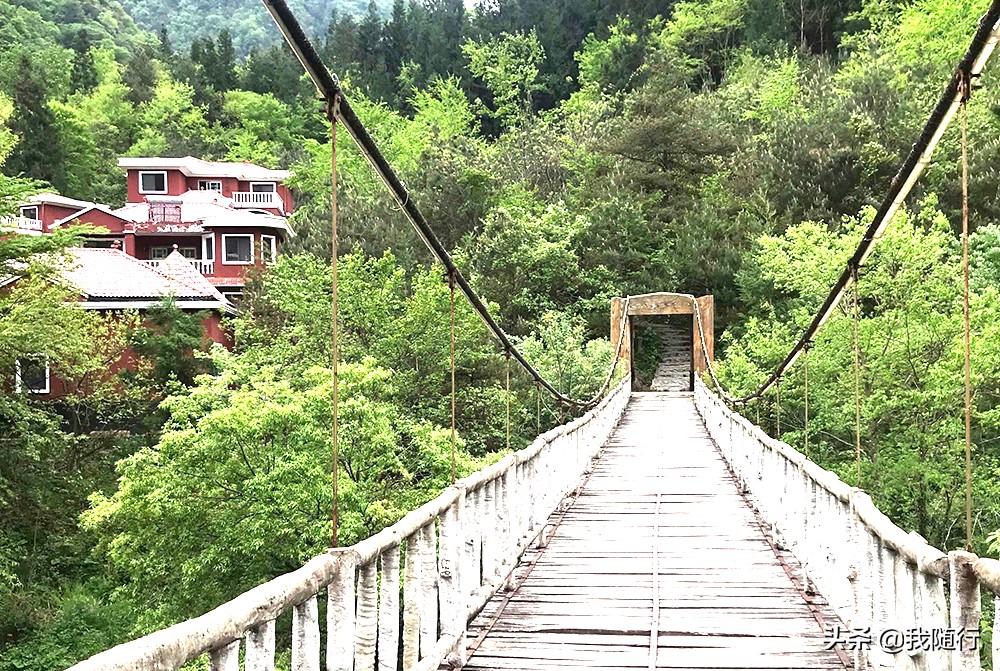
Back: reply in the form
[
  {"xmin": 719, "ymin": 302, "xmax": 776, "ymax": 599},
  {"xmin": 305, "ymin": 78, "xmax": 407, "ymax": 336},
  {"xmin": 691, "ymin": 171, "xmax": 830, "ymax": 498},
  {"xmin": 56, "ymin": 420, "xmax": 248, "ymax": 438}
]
[
  {"xmin": 11, "ymin": 156, "xmax": 295, "ymax": 302},
  {"xmin": 5, "ymin": 248, "xmax": 236, "ymax": 398},
  {"xmin": 4, "ymin": 157, "xmax": 294, "ymax": 398}
]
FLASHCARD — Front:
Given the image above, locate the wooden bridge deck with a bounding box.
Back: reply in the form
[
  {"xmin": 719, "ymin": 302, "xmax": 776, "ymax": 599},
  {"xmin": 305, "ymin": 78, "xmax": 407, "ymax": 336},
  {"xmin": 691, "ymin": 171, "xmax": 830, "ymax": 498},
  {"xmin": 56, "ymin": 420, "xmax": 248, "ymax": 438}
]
[{"xmin": 461, "ymin": 393, "xmax": 848, "ymax": 671}]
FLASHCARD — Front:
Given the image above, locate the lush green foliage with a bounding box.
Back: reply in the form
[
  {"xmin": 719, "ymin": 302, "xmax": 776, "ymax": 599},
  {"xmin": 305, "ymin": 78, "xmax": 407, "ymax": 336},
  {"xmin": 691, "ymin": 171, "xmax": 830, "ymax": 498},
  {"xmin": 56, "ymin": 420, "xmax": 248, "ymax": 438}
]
[{"xmin": 6, "ymin": 0, "xmax": 1000, "ymax": 667}]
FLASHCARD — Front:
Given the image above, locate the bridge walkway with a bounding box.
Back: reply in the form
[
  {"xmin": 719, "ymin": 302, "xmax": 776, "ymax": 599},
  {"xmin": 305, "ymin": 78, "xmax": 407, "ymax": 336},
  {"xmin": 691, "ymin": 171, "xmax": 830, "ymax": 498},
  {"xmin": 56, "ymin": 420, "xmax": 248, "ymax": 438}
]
[{"xmin": 461, "ymin": 393, "xmax": 847, "ymax": 671}]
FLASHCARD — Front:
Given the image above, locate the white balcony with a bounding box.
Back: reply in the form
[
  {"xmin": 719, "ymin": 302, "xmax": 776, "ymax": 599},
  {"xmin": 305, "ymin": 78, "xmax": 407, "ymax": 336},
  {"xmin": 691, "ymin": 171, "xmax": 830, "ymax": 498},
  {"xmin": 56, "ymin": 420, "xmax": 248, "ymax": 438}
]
[
  {"xmin": 143, "ymin": 258, "xmax": 215, "ymax": 275},
  {"xmin": 232, "ymin": 191, "xmax": 285, "ymax": 211},
  {"xmin": 0, "ymin": 216, "xmax": 44, "ymax": 233}
]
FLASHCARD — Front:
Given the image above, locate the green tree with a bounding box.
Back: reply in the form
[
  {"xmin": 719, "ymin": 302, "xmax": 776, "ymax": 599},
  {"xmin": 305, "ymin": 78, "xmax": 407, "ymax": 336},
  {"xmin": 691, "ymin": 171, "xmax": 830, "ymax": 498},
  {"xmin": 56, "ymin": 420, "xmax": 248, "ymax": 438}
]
[
  {"xmin": 463, "ymin": 30, "xmax": 545, "ymax": 127},
  {"xmin": 69, "ymin": 30, "xmax": 98, "ymax": 94},
  {"xmin": 5, "ymin": 57, "xmax": 66, "ymax": 190}
]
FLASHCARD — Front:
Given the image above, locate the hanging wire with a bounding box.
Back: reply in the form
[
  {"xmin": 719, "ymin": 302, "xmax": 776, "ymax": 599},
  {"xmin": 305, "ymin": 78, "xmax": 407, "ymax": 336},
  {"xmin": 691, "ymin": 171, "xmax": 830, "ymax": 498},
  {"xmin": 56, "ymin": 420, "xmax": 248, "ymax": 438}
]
[
  {"xmin": 960, "ymin": 74, "xmax": 974, "ymax": 551},
  {"xmin": 803, "ymin": 341, "xmax": 811, "ymax": 459},
  {"xmin": 536, "ymin": 383, "xmax": 541, "ymax": 435},
  {"xmin": 852, "ymin": 268, "xmax": 862, "ymax": 488},
  {"xmin": 265, "ymin": 0, "xmax": 1000, "ymax": 414},
  {"xmin": 505, "ymin": 353, "xmax": 511, "ymax": 452},
  {"xmin": 328, "ymin": 98, "xmax": 340, "ymax": 548},
  {"xmin": 775, "ymin": 376, "xmax": 781, "ymax": 440},
  {"xmin": 449, "ymin": 269, "xmax": 457, "ymax": 485}
]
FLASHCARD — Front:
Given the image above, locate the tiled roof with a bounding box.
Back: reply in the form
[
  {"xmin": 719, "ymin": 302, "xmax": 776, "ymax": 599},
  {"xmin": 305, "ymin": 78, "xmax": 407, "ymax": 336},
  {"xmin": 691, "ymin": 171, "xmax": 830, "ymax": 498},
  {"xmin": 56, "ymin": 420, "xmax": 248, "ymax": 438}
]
[
  {"xmin": 59, "ymin": 248, "xmax": 234, "ymax": 313},
  {"xmin": 117, "ymin": 156, "xmax": 290, "ymax": 181}
]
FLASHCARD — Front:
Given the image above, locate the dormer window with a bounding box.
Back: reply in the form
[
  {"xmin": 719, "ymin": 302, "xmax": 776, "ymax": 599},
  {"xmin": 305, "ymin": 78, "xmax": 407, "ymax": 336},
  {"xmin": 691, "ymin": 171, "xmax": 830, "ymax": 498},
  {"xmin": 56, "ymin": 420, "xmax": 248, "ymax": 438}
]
[
  {"xmin": 20, "ymin": 205, "xmax": 38, "ymax": 220},
  {"xmin": 198, "ymin": 180, "xmax": 222, "ymax": 192},
  {"xmin": 139, "ymin": 171, "xmax": 168, "ymax": 194}
]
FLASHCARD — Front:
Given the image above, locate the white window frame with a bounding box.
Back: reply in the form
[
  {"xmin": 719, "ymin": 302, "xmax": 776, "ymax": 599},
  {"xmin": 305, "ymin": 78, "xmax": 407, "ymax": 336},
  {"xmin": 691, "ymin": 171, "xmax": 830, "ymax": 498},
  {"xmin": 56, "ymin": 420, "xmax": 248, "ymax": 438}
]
[
  {"xmin": 20, "ymin": 205, "xmax": 39, "ymax": 220},
  {"xmin": 150, "ymin": 246, "xmax": 171, "ymax": 260},
  {"xmin": 198, "ymin": 179, "xmax": 222, "ymax": 192},
  {"xmin": 138, "ymin": 170, "xmax": 168, "ymax": 194},
  {"xmin": 15, "ymin": 356, "xmax": 50, "ymax": 394},
  {"xmin": 250, "ymin": 182, "xmax": 276, "ymax": 193},
  {"xmin": 222, "ymin": 233, "xmax": 254, "ymax": 265},
  {"xmin": 260, "ymin": 235, "xmax": 277, "ymax": 265},
  {"xmin": 202, "ymin": 233, "xmax": 215, "ymax": 262}
]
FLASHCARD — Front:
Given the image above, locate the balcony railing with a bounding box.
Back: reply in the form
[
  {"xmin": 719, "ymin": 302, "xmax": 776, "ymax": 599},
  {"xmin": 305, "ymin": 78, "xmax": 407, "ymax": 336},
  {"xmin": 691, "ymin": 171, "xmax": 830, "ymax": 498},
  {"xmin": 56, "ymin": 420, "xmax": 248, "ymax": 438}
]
[
  {"xmin": 143, "ymin": 258, "xmax": 215, "ymax": 275},
  {"xmin": 231, "ymin": 191, "xmax": 284, "ymax": 211},
  {"xmin": 149, "ymin": 203, "xmax": 183, "ymax": 224},
  {"xmin": 0, "ymin": 216, "xmax": 44, "ymax": 233}
]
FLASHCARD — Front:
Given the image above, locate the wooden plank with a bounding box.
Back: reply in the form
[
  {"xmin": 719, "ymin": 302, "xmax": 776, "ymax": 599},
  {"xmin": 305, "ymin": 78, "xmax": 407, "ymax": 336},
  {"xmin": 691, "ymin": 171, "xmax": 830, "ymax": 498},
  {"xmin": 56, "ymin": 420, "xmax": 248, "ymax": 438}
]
[
  {"xmin": 451, "ymin": 394, "xmax": 847, "ymax": 671},
  {"xmin": 626, "ymin": 293, "xmax": 695, "ymax": 316}
]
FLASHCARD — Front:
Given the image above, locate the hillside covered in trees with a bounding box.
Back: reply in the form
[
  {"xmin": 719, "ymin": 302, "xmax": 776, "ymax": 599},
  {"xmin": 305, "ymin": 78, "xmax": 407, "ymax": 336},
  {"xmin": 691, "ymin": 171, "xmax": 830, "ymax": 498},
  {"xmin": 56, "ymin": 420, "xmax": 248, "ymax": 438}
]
[{"xmin": 4, "ymin": 0, "xmax": 1000, "ymax": 667}]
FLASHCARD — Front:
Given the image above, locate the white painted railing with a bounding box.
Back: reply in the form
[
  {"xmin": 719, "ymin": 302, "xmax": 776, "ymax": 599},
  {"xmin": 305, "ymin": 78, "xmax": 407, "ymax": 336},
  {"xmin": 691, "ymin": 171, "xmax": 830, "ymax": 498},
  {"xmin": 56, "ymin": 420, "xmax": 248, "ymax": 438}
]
[
  {"xmin": 695, "ymin": 376, "xmax": 1000, "ymax": 671},
  {"xmin": 0, "ymin": 215, "xmax": 44, "ymax": 233},
  {"xmin": 232, "ymin": 191, "xmax": 285, "ymax": 211},
  {"xmin": 142, "ymin": 258, "xmax": 215, "ymax": 275},
  {"xmin": 64, "ymin": 376, "xmax": 631, "ymax": 671}
]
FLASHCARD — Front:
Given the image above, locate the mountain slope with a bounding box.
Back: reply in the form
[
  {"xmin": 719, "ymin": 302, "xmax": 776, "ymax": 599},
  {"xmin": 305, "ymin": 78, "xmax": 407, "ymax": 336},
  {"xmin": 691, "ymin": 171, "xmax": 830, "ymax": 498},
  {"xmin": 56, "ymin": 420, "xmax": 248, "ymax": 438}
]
[{"xmin": 118, "ymin": 0, "xmax": 388, "ymax": 54}]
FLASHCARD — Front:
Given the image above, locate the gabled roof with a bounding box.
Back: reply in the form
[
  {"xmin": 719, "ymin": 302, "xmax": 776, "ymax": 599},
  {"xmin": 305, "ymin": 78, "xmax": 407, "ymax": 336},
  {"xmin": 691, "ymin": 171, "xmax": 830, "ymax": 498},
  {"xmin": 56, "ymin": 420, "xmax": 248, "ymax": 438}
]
[
  {"xmin": 59, "ymin": 248, "xmax": 236, "ymax": 315},
  {"xmin": 52, "ymin": 205, "xmax": 136, "ymax": 227},
  {"xmin": 25, "ymin": 192, "xmax": 109, "ymax": 210},
  {"xmin": 117, "ymin": 156, "xmax": 291, "ymax": 182}
]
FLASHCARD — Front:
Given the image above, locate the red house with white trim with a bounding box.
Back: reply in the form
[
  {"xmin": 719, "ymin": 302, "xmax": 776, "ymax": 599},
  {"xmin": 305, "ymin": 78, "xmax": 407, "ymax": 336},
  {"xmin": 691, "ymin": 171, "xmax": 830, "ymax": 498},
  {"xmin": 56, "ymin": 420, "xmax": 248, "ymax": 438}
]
[
  {"xmin": 3, "ymin": 157, "xmax": 294, "ymax": 398},
  {"xmin": 9, "ymin": 157, "xmax": 295, "ymax": 302}
]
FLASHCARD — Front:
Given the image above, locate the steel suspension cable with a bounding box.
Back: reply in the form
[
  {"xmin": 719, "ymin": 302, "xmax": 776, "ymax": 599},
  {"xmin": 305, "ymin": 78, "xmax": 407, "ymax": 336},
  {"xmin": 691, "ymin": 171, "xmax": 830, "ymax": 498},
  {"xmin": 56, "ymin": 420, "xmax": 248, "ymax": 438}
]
[
  {"xmin": 960, "ymin": 76, "xmax": 974, "ymax": 551},
  {"xmin": 260, "ymin": 0, "xmax": 635, "ymax": 410},
  {"xmin": 681, "ymin": 4, "xmax": 1000, "ymax": 406},
  {"xmin": 328, "ymin": 100, "xmax": 341, "ymax": 548}
]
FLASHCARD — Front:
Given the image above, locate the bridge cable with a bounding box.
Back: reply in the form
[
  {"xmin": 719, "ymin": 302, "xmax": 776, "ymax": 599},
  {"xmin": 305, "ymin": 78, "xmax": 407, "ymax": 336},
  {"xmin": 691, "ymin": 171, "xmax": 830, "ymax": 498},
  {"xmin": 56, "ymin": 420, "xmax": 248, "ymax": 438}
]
[
  {"xmin": 328, "ymin": 98, "xmax": 341, "ymax": 548},
  {"xmin": 960, "ymin": 75, "xmax": 974, "ymax": 551},
  {"xmin": 683, "ymin": 4, "xmax": 1000, "ymax": 407},
  {"xmin": 505, "ymin": 353, "xmax": 511, "ymax": 452},
  {"xmin": 803, "ymin": 341, "xmax": 810, "ymax": 459},
  {"xmin": 536, "ymin": 383, "xmax": 541, "ymax": 435},
  {"xmin": 260, "ymin": 0, "xmax": 632, "ymax": 410},
  {"xmin": 852, "ymin": 270, "xmax": 862, "ymax": 488},
  {"xmin": 775, "ymin": 376, "xmax": 781, "ymax": 440}
]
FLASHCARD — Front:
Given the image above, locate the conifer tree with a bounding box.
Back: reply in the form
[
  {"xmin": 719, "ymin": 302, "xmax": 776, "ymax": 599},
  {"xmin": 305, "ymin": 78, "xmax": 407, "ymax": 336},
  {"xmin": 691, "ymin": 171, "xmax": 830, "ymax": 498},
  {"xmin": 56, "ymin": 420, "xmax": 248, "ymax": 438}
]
[
  {"xmin": 5, "ymin": 57, "xmax": 65, "ymax": 191},
  {"xmin": 70, "ymin": 29, "xmax": 98, "ymax": 94}
]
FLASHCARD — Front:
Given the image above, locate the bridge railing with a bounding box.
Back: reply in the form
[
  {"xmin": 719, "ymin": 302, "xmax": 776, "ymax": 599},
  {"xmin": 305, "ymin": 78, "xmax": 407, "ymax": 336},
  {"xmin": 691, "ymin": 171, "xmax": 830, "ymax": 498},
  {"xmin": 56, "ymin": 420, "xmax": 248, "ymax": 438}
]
[
  {"xmin": 695, "ymin": 377, "xmax": 1000, "ymax": 671},
  {"xmin": 65, "ymin": 376, "xmax": 631, "ymax": 671}
]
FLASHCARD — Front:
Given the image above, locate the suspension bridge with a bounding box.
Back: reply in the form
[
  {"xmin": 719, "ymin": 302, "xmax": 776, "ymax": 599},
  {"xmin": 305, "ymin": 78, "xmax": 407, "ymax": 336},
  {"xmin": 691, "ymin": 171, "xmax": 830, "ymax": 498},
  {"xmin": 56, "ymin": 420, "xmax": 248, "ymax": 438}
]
[{"xmin": 62, "ymin": 0, "xmax": 1000, "ymax": 670}]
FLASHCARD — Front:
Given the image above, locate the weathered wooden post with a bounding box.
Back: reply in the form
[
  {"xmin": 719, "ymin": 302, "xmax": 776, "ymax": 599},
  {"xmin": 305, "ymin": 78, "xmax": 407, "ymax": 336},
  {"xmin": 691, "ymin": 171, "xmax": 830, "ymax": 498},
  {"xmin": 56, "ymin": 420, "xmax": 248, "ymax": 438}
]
[
  {"xmin": 292, "ymin": 596, "xmax": 320, "ymax": 671},
  {"xmin": 949, "ymin": 551, "xmax": 981, "ymax": 671},
  {"xmin": 327, "ymin": 549, "xmax": 358, "ymax": 671},
  {"xmin": 610, "ymin": 297, "xmax": 631, "ymax": 377},
  {"xmin": 693, "ymin": 294, "xmax": 714, "ymax": 375}
]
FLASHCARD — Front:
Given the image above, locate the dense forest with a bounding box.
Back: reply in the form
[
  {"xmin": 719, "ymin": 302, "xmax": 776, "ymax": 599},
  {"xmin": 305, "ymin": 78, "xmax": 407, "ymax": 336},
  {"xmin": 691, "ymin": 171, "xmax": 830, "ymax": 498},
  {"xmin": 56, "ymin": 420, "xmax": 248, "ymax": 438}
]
[{"xmin": 3, "ymin": 0, "xmax": 1000, "ymax": 667}]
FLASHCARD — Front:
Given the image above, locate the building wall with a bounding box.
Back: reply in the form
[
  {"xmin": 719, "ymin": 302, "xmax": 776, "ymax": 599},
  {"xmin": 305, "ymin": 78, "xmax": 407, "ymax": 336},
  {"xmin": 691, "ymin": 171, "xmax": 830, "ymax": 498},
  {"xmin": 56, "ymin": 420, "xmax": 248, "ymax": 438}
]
[
  {"xmin": 38, "ymin": 204, "xmax": 83, "ymax": 230},
  {"xmin": 134, "ymin": 235, "xmax": 207, "ymax": 260},
  {"xmin": 126, "ymin": 169, "xmax": 188, "ymax": 202},
  {"xmin": 70, "ymin": 210, "xmax": 130, "ymax": 234},
  {"xmin": 208, "ymin": 228, "xmax": 278, "ymax": 283},
  {"xmin": 18, "ymin": 309, "xmax": 233, "ymax": 401}
]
